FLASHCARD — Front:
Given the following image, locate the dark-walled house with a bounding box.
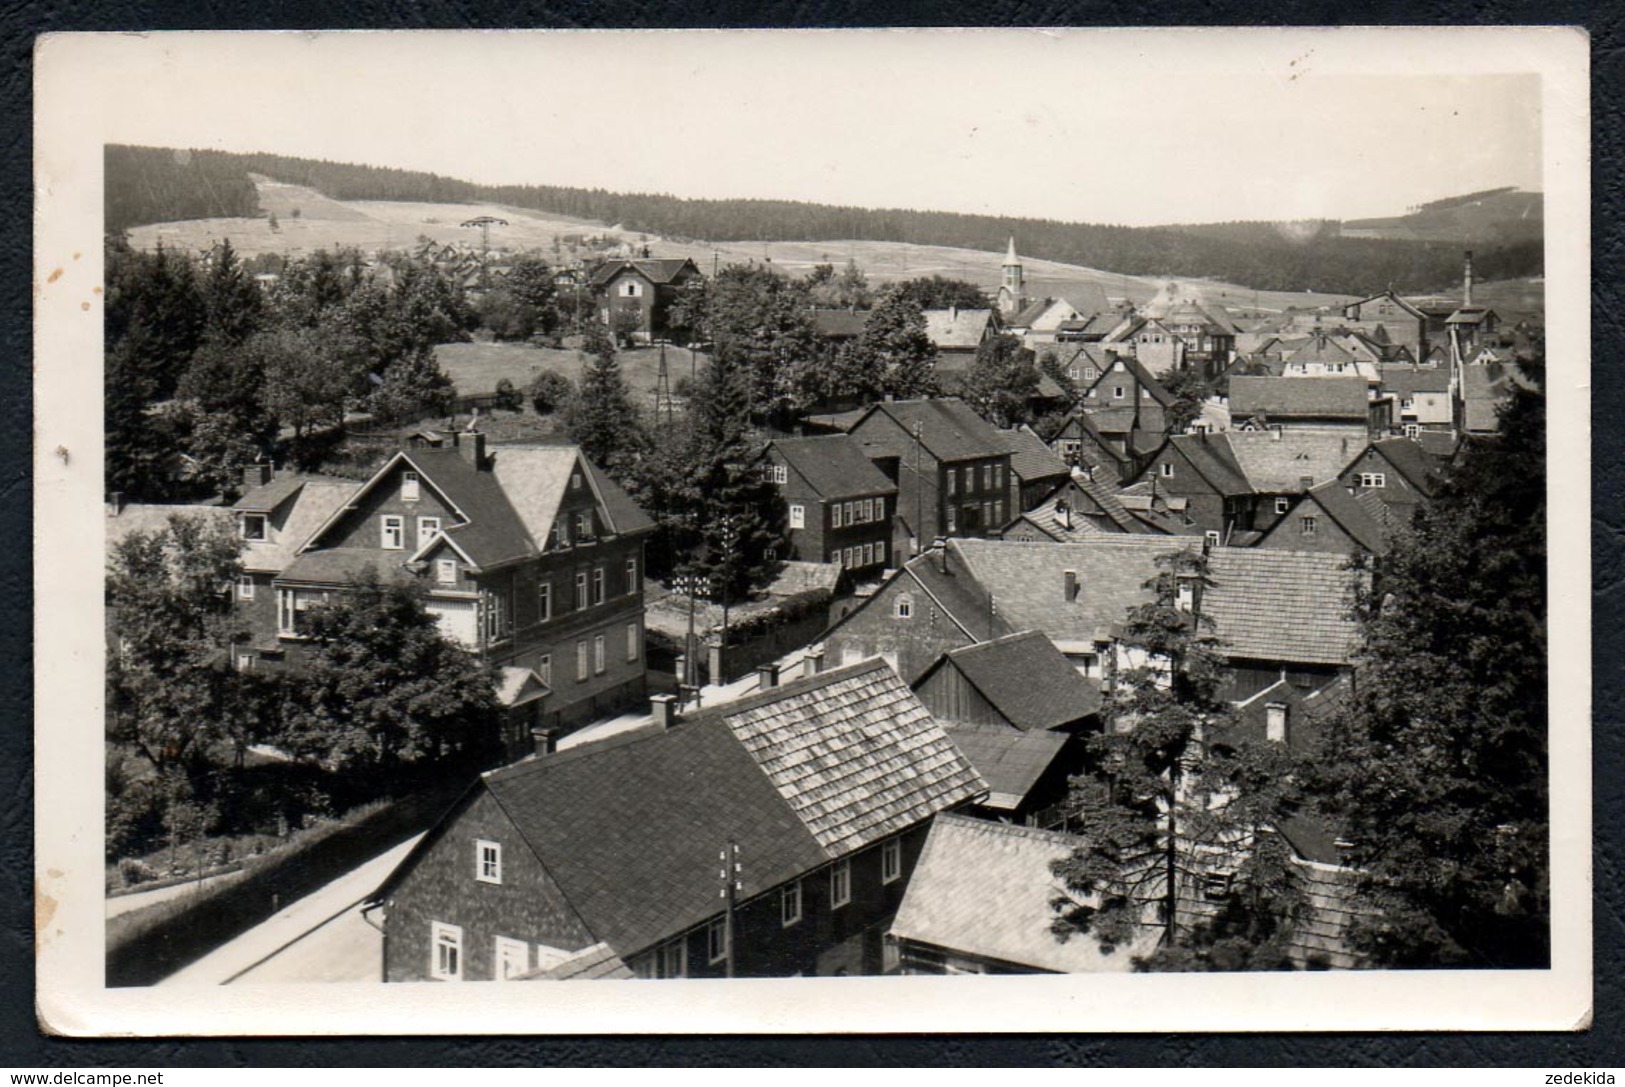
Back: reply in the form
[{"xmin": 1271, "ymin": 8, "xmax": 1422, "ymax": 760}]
[
  {"xmin": 844, "ymin": 398, "xmax": 1016, "ymax": 551},
  {"xmin": 589, "ymin": 257, "xmax": 702, "ymax": 342},
  {"xmin": 368, "ymin": 659, "xmax": 986, "ymax": 981},
  {"xmin": 758, "ymin": 435, "xmax": 898, "ymax": 577},
  {"xmin": 232, "ymin": 434, "xmax": 655, "ymax": 756},
  {"xmin": 1229, "ymin": 375, "xmax": 1389, "ymax": 438},
  {"xmin": 1256, "ymin": 479, "xmax": 1392, "ymax": 557}
]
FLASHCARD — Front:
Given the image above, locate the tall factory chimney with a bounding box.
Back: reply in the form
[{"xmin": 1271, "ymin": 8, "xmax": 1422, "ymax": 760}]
[{"xmin": 1463, "ymin": 250, "xmax": 1474, "ymax": 307}]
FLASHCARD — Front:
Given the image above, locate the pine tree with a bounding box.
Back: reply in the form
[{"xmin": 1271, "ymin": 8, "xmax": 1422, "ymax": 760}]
[
  {"xmin": 681, "ymin": 352, "xmax": 786, "ymax": 604},
  {"xmin": 200, "ymin": 239, "xmax": 263, "ymax": 346},
  {"xmin": 845, "ymin": 288, "xmax": 939, "ymax": 402},
  {"xmin": 562, "ymin": 323, "xmax": 647, "ymax": 482},
  {"xmin": 1051, "ymin": 548, "xmax": 1307, "ymax": 970},
  {"xmin": 1305, "ymin": 368, "xmax": 1548, "ymax": 968}
]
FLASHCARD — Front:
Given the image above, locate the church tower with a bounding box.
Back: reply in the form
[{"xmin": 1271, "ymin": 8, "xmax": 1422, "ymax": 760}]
[{"xmin": 997, "ymin": 236, "xmax": 1027, "ymax": 316}]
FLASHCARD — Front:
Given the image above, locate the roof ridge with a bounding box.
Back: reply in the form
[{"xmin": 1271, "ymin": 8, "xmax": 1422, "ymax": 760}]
[{"xmin": 936, "ymin": 811, "xmax": 1081, "ymax": 847}]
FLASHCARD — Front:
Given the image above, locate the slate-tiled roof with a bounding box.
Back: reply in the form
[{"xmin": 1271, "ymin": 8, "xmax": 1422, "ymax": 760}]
[
  {"xmin": 721, "ymin": 659, "xmax": 987, "ymax": 857},
  {"xmin": 857, "ymin": 398, "xmax": 1011, "ymax": 463},
  {"xmin": 1411, "ymin": 429, "xmax": 1461, "ymax": 462},
  {"xmin": 1223, "ymin": 430, "xmax": 1364, "ymax": 493},
  {"xmin": 901, "ymin": 551, "xmax": 1017, "ymax": 651},
  {"xmin": 1069, "ymin": 472, "xmax": 1140, "ymax": 532},
  {"xmin": 769, "ymin": 435, "xmax": 898, "ymax": 500},
  {"xmin": 1204, "ymin": 548, "xmax": 1362, "ymax": 666},
  {"xmin": 928, "ymin": 630, "xmax": 1102, "ymax": 729},
  {"xmin": 1459, "ymin": 366, "xmax": 1510, "ymax": 432},
  {"xmin": 996, "ymin": 427, "xmax": 1072, "ymax": 487},
  {"xmin": 582, "ymin": 458, "xmax": 656, "ymax": 536},
  {"xmin": 1378, "ymin": 366, "xmax": 1452, "ymax": 396},
  {"xmin": 1296, "ymin": 481, "xmax": 1390, "ymax": 555},
  {"xmin": 105, "ymin": 503, "xmax": 235, "ymax": 551},
  {"xmin": 1008, "ymin": 492, "xmax": 1111, "ymax": 542},
  {"xmin": 401, "ymin": 449, "xmax": 539, "ymax": 568},
  {"xmin": 277, "ymin": 547, "xmax": 404, "ymax": 585},
  {"xmin": 231, "ymin": 475, "xmax": 307, "ymax": 514},
  {"xmin": 942, "ymin": 724, "xmax": 1070, "ymax": 811},
  {"xmin": 587, "ymin": 257, "xmax": 696, "ymax": 287},
  {"xmin": 1365, "ymin": 437, "xmax": 1442, "ymax": 495},
  {"xmin": 922, "ymin": 308, "xmax": 994, "ymax": 349},
  {"xmin": 1167, "ymin": 434, "xmax": 1252, "ymax": 495},
  {"xmin": 234, "ymin": 476, "xmax": 362, "ymax": 573},
  {"xmin": 1229, "ymin": 376, "xmax": 1371, "ymax": 419},
  {"xmin": 889, "ymin": 815, "xmax": 1150, "ymax": 972}
]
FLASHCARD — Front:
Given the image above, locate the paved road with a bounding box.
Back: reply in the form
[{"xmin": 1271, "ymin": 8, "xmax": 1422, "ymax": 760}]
[
  {"xmin": 159, "ymin": 834, "xmax": 424, "ymax": 987},
  {"xmin": 106, "ymin": 868, "xmax": 246, "ymax": 920}
]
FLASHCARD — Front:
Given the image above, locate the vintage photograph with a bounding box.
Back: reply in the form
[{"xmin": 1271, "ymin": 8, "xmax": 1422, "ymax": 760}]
[{"xmin": 34, "ymin": 28, "xmax": 1590, "ymax": 1034}]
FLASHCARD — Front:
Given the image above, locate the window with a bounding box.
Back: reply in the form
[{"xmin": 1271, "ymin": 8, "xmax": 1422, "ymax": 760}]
[
  {"xmin": 431, "ymin": 922, "xmax": 463, "ymax": 981},
  {"xmin": 621, "ymin": 280, "xmax": 643, "ymax": 298},
  {"xmin": 592, "ymin": 566, "xmax": 605, "ymax": 605},
  {"xmin": 1405, "ymin": 424, "xmax": 1423, "ymax": 439},
  {"xmin": 1358, "ymin": 472, "xmax": 1386, "ymax": 489},
  {"xmin": 707, "ymin": 919, "xmax": 728, "ymax": 964},
  {"xmin": 494, "ymin": 936, "xmax": 528, "ymax": 981},
  {"xmin": 483, "ymin": 588, "xmax": 510, "ymax": 643},
  {"xmin": 575, "ymin": 571, "xmax": 589, "ymax": 610},
  {"xmin": 417, "ymin": 516, "xmax": 441, "ymax": 549},
  {"xmin": 537, "ymin": 655, "xmax": 551, "ymax": 686},
  {"xmin": 862, "ymin": 542, "xmax": 874, "ymax": 567},
  {"xmin": 1401, "ymin": 397, "xmax": 1416, "ymax": 411},
  {"xmin": 402, "ymin": 471, "xmax": 421, "ymax": 502},
  {"xmin": 831, "ymin": 502, "xmax": 843, "ymax": 529},
  {"xmin": 770, "ymin": 463, "xmax": 788, "ymax": 485},
  {"xmin": 537, "ymin": 580, "xmax": 552, "ymax": 620},
  {"xmin": 240, "ymin": 513, "xmax": 267, "ymax": 541},
  {"xmin": 845, "ymin": 501, "xmax": 856, "ymax": 525},
  {"xmin": 1113, "ymin": 386, "xmax": 1126, "ymax": 399},
  {"xmin": 829, "ymin": 859, "xmax": 852, "ymax": 908},
  {"xmin": 1301, "ymin": 516, "xmax": 1318, "ymax": 537},
  {"xmin": 549, "ymin": 522, "xmax": 565, "ymax": 550},
  {"xmin": 946, "ymin": 506, "xmax": 957, "ymax": 533},
  {"xmin": 980, "ymin": 465, "xmax": 990, "ymax": 491},
  {"xmin": 436, "ymin": 559, "xmax": 458, "ymax": 585},
  {"xmin": 895, "ymin": 594, "xmax": 913, "ymax": 619},
  {"xmin": 476, "ymin": 840, "xmax": 502, "ymax": 884},
  {"xmin": 881, "ymin": 838, "xmax": 902, "ymax": 884},
  {"xmin": 946, "ymin": 469, "xmax": 956, "ymax": 496},
  {"xmin": 1205, "ymin": 530, "xmax": 1222, "ymax": 548},
  {"xmin": 625, "ymin": 556, "xmax": 638, "ymax": 594},
  {"xmin": 781, "ymin": 881, "xmax": 803, "ymax": 927},
  {"xmin": 277, "ymin": 588, "xmax": 329, "ymax": 637},
  {"xmin": 576, "ymin": 640, "xmax": 589, "ymax": 681},
  {"xmin": 1266, "ymin": 703, "xmax": 1289, "ymax": 744},
  {"xmin": 627, "ymin": 622, "xmax": 640, "ymax": 662},
  {"xmin": 659, "ymin": 939, "xmax": 687, "ymax": 978},
  {"xmin": 593, "ymin": 635, "xmax": 606, "ymax": 675},
  {"xmin": 233, "ymin": 650, "xmax": 256, "ymax": 673},
  {"xmin": 1160, "ymin": 463, "xmax": 1174, "ymax": 478},
  {"xmin": 573, "ymin": 510, "xmax": 591, "ymax": 541},
  {"xmin": 236, "ymin": 574, "xmax": 255, "ymax": 601},
  {"xmin": 1203, "ymin": 872, "xmax": 1235, "ymax": 901},
  {"xmin": 1275, "ymin": 497, "xmax": 1290, "ymax": 515},
  {"xmin": 570, "ymin": 471, "xmax": 582, "ymax": 491},
  {"xmin": 789, "ymin": 503, "xmax": 805, "ymax": 530},
  {"xmin": 874, "ymin": 498, "xmax": 886, "ymax": 521},
  {"xmin": 380, "ymin": 515, "xmax": 405, "ymax": 550}
]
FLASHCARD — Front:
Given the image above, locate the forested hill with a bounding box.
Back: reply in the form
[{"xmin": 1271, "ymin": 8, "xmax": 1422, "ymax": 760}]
[{"xmin": 105, "ymin": 144, "xmax": 1542, "ymax": 295}]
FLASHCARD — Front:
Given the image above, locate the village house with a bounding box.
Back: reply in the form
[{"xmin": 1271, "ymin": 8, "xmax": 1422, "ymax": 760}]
[
  {"xmin": 1334, "ymin": 436, "xmax": 1442, "ymax": 521},
  {"xmin": 842, "ymin": 398, "xmax": 1016, "ymax": 552},
  {"xmin": 1278, "ymin": 332, "xmax": 1383, "ymax": 384},
  {"xmin": 1124, "ymin": 433, "xmax": 1255, "ymax": 540},
  {"xmin": 588, "ymin": 257, "xmax": 703, "ymax": 342},
  {"xmin": 367, "ymin": 658, "xmax": 986, "ymax": 981},
  {"xmin": 997, "ymin": 426, "xmax": 1075, "ymax": 514},
  {"xmin": 1342, "ymin": 290, "xmax": 1432, "ymax": 360},
  {"xmin": 922, "ymin": 305, "xmax": 997, "ymax": 358},
  {"xmin": 1101, "ymin": 299, "xmax": 1239, "ymax": 379},
  {"xmin": 1229, "ymin": 375, "xmax": 1390, "ymax": 438},
  {"xmin": 757, "ymin": 434, "xmax": 898, "ymax": 577},
  {"xmin": 1379, "ymin": 364, "xmax": 1454, "ymax": 436},
  {"xmin": 1043, "ymin": 409, "xmax": 1140, "ymax": 484},
  {"xmin": 1076, "ymin": 353, "xmax": 1177, "ymax": 452},
  {"xmin": 911, "ymin": 631, "xmax": 1102, "ymax": 825},
  {"xmin": 232, "ymin": 434, "xmax": 655, "ymax": 757},
  {"xmin": 820, "ymin": 537, "xmax": 1363, "ymax": 702},
  {"xmin": 1003, "ymin": 285, "xmax": 1113, "ymax": 349},
  {"xmin": 1256, "ymin": 479, "xmax": 1393, "ymax": 557},
  {"xmin": 888, "ymin": 815, "xmax": 1155, "ymax": 974},
  {"xmin": 999, "ymin": 474, "xmax": 1144, "ymax": 541}
]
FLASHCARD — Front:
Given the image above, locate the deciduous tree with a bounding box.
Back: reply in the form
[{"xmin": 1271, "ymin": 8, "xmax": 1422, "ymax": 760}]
[{"xmin": 962, "ymin": 332, "xmax": 1040, "ymax": 427}]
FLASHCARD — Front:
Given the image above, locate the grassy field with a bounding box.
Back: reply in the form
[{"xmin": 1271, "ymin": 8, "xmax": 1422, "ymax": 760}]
[{"xmin": 436, "ymin": 341, "xmax": 709, "ymax": 409}]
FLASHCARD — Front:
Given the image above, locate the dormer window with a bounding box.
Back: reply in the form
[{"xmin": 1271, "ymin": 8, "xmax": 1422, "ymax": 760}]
[
  {"xmin": 241, "ymin": 514, "xmax": 267, "ymax": 541},
  {"xmin": 402, "ymin": 471, "xmax": 421, "ymax": 502}
]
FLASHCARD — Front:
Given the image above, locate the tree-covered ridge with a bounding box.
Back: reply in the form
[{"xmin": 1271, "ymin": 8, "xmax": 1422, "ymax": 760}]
[{"xmin": 106, "ymin": 144, "xmax": 1542, "ymax": 295}]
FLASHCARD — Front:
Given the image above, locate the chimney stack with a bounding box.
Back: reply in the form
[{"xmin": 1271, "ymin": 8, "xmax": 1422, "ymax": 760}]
[
  {"xmin": 1056, "ymin": 499, "xmax": 1072, "ymax": 531},
  {"xmin": 650, "ymin": 693, "xmax": 679, "ymax": 731},
  {"xmin": 803, "ymin": 645, "xmax": 825, "ymax": 678},
  {"xmin": 1299, "ymin": 475, "xmax": 1314, "ymax": 492},
  {"xmin": 756, "ymin": 662, "xmax": 781, "ymax": 691},
  {"xmin": 105, "ymin": 491, "xmax": 125, "ymax": 516},
  {"xmin": 455, "ymin": 430, "xmax": 488, "ymax": 469},
  {"xmin": 243, "ymin": 461, "xmax": 273, "ymax": 491},
  {"xmin": 531, "ymin": 726, "xmax": 558, "ymax": 757},
  {"xmin": 1463, "ymin": 250, "xmax": 1474, "ymax": 307},
  {"xmin": 1063, "ymin": 569, "xmax": 1078, "ymax": 602}
]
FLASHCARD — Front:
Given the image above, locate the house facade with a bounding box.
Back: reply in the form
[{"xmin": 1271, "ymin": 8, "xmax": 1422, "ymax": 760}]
[
  {"xmin": 759, "ymin": 435, "xmax": 898, "ymax": 577},
  {"xmin": 589, "ymin": 257, "xmax": 702, "ymax": 342},
  {"xmin": 369, "ymin": 659, "xmax": 986, "ymax": 981},
  {"xmin": 845, "ymin": 398, "xmax": 1016, "ymax": 552},
  {"xmin": 233, "ymin": 434, "xmax": 656, "ymax": 754},
  {"xmin": 1342, "ymin": 290, "xmax": 1430, "ymax": 360}
]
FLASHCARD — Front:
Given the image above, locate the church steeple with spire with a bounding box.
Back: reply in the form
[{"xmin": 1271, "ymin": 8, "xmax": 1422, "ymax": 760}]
[{"xmin": 997, "ymin": 236, "xmax": 1027, "ymax": 316}]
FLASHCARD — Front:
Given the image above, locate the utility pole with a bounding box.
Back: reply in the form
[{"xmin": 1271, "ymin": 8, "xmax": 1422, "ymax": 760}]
[
  {"xmin": 717, "ymin": 841, "xmax": 741, "ymax": 978},
  {"xmin": 911, "ymin": 420, "xmax": 924, "ymax": 555},
  {"xmin": 460, "ymin": 215, "xmax": 508, "ymax": 290},
  {"xmin": 655, "ymin": 341, "xmax": 674, "ymax": 423}
]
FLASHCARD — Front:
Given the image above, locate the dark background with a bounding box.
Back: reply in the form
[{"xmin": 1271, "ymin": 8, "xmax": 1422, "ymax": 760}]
[{"xmin": 4, "ymin": 2, "xmax": 1620, "ymax": 1068}]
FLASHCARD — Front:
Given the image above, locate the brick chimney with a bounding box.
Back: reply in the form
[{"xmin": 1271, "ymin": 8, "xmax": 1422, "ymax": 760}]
[
  {"xmin": 650, "ymin": 693, "xmax": 679, "ymax": 731},
  {"xmin": 243, "ymin": 462, "xmax": 273, "ymax": 490},
  {"xmin": 454, "ymin": 430, "xmax": 487, "ymax": 469},
  {"xmin": 1463, "ymin": 250, "xmax": 1474, "ymax": 307},
  {"xmin": 803, "ymin": 645, "xmax": 825, "ymax": 678},
  {"xmin": 756, "ymin": 662, "xmax": 780, "ymax": 691}
]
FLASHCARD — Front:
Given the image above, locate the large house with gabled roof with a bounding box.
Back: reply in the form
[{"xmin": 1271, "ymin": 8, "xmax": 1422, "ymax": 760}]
[
  {"xmin": 589, "ymin": 257, "xmax": 702, "ymax": 342},
  {"xmin": 232, "ymin": 432, "xmax": 655, "ymax": 756},
  {"xmin": 368, "ymin": 658, "xmax": 986, "ymax": 981},
  {"xmin": 758, "ymin": 434, "xmax": 897, "ymax": 576}
]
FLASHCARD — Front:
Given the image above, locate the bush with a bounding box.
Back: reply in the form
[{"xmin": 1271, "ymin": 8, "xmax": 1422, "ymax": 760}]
[
  {"xmin": 116, "ymin": 857, "xmax": 159, "ymax": 888},
  {"xmin": 529, "ymin": 370, "xmax": 574, "ymax": 415},
  {"xmin": 494, "ymin": 377, "xmax": 522, "ymax": 412}
]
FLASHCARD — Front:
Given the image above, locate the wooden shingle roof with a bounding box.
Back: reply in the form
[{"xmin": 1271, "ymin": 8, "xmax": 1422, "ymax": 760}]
[
  {"xmin": 1204, "ymin": 548, "xmax": 1363, "ymax": 666},
  {"xmin": 1230, "ymin": 375, "xmax": 1371, "ymax": 419}
]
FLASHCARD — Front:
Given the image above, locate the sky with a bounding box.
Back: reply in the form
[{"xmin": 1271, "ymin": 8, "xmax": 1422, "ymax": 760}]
[{"xmin": 78, "ymin": 28, "xmax": 1547, "ymax": 227}]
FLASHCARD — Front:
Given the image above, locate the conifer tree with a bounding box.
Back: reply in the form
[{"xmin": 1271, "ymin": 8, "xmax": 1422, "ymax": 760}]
[{"xmin": 562, "ymin": 322, "xmax": 647, "ymax": 482}]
